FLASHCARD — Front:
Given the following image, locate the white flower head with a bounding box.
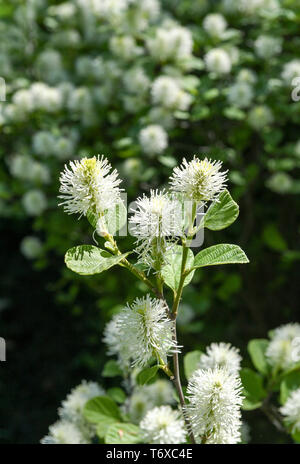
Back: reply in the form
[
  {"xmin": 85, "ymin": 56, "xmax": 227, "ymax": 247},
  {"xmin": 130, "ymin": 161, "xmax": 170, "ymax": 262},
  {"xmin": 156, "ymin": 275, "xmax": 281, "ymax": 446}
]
[
  {"xmin": 140, "ymin": 406, "xmax": 186, "ymax": 444},
  {"xmin": 41, "ymin": 420, "xmax": 89, "ymax": 444},
  {"xmin": 227, "ymin": 82, "xmax": 253, "ymax": 108},
  {"xmin": 147, "ymin": 25, "xmax": 193, "ymax": 63},
  {"xmin": 20, "ymin": 236, "xmax": 43, "ymax": 260},
  {"xmin": 117, "ymin": 295, "xmax": 179, "ymax": 367},
  {"xmin": 59, "ymin": 380, "xmax": 104, "ymax": 425},
  {"xmin": 129, "ymin": 190, "xmax": 183, "ymax": 268},
  {"xmin": 170, "ymin": 156, "xmax": 227, "ymax": 203},
  {"xmin": 203, "ymin": 14, "xmax": 227, "ymax": 38},
  {"xmin": 186, "ymin": 367, "xmax": 243, "ymax": 444},
  {"xmin": 139, "ymin": 125, "xmax": 168, "ymax": 155},
  {"xmin": 266, "ymin": 323, "xmax": 300, "ymax": 371},
  {"xmin": 280, "ymin": 388, "xmax": 300, "ymax": 434},
  {"xmin": 22, "ymin": 189, "xmax": 47, "ymax": 216},
  {"xmin": 248, "ymin": 105, "xmax": 273, "ymax": 130},
  {"xmin": 254, "ymin": 35, "xmax": 282, "ymax": 59},
  {"xmin": 151, "ymin": 76, "xmax": 192, "ymax": 111},
  {"xmin": 123, "ymin": 67, "xmax": 150, "ymax": 95},
  {"xmin": 59, "ymin": 155, "xmax": 122, "ymax": 219},
  {"xmin": 103, "ymin": 313, "xmax": 129, "ymax": 369},
  {"xmin": 199, "ymin": 343, "xmax": 242, "ymax": 375},
  {"xmin": 205, "ymin": 48, "xmax": 232, "ymax": 74}
]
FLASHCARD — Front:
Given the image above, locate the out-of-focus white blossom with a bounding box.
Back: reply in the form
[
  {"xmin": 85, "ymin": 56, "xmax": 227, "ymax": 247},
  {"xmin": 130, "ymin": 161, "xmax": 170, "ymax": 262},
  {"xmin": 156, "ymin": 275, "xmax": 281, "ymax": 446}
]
[
  {"xmin": 170, "ymin": 157, "xmax": 227, "ymax": 203},
  {"xmin": 227, "ymin": 82, "xmax": 253, "ymax": 108},
  {"xmin": 199, "ymin": 343, "xmax": 242, "ymax": 375},
  {"xmin": 59, "ymin": 380, "xmax": 104, "ymax": 429},
  {"xmin": 254, "ymin": 35, "xmax": 282, "ymax": 59},
  {"xmin": 266, "ymin": 172, "xmax": 293, "ymax": 194},
  {"xmin": 110, "ymin": 35, "xmax": 142, "ymax": 61},
  {"xmin": 20, "ymin": 236, "xmax": 43, "ymax": 259},
  {"xmin": 186, "ymin": 367, "xmax": 243, "ymax": 444},
  {"xmin": 248, "ymin": 105, "xmax": 273, "ymax": 130},
  {"xmin": 123, "ymin": 68, "xmax": 150, "ymax": 94},
  {"xmin": 139, "ymin": 125, "xmax": 168, "ymax": 155},
  {"xmin": 280, "ymin": 388, "xmax": 300, "ymax": 434},
  {"xmin": 203, "ymin": 14, "xmax": 227, "ymax": 38},
  {"xmin": 41, "ymin": 420, "xmax": 89, "ymax": 444},
  {"xmin": 140, "ymin": 406, "xmax": 186, "ymax": 444},
  {"xmin": 116, "ymin": 295, "xmax": 179, "ymax": 367},
  {"xmin": 147, "ymin": 24, "xmax": 193, "ymax": 63},
  {"xmin": 22, "ymin": 189, "xmax": 47, "ymax": 216},
  {"xmin": 237, "ymin": 69, "xmax": 257, "ymax": 84},
  {"xmin": 151, "ymin": 76, "xmax": 192, "ymax": 110},
  {"xmin": 204, "ymin": 48, "xmax": 232, "ymax": 74},
  {"xmin": 266, "ymin": 323, "xmax": 300, "ymax": 370}
]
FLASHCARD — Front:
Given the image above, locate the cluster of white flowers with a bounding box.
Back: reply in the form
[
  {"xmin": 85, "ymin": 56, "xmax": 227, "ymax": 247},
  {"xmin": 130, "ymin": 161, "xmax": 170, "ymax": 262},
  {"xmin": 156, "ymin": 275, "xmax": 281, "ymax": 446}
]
[
  {"xmin": 204, "ymin": 48, "xmax": 232, "ymax": 74},
  {"xmin": 223, "ymin": 0, "xmax": 279, "ymax": 16},
  {"xmin": 280, "ymin": 388, "xmax": 300, "ymax": 434},
  {"xmin": 22, "ymin": 189, "xmax": 47, "ymax": 216},
  {"xmin": 147, "ymin": 22, "xmax": 193, "ymax": 64},
  {"xmin": 170, "ymin": 157, "xmax": 228, "ymax": 203},
  {"xmin": 151, "ymin": 76, "xmax": 193, "ymax": 111},
  {"xmin": 20, "ymin": 236, "xmax": 43, "ymax": 260},
  {"xmin": 203, "ymin": 14, "xmax": 227, "ymax": 38},
  {"xmin": 9, "ymin": 82, "xmax": 63, "ymax": 118},
  {"xmin": 186, "ymin": 367, "xmax": 244, "ymax": 444},
  {"xmin": 10, "ymin": 155, "xmax": 50, "ymax": 185},
  {"xmin": 227, "ymin": 81, "xmax": 254, "ymax": 108},
  {"xmin": 199, "ymin": 342, "xmax": 242, "ymax": 375},
  {"xmin": 41, "ymin": 380, "xmax": 104, "ymax": 444},
  {"xmin": 266, "ymin": 323, "xmax": 300, "ymax": 371},
  {"xmin": 248, "ymin": 105, "xmax": 274, "ymax": 130},
  {"xmin": 140, "ymin": 406, "xmax": 186, "ymax": 444},
  {"xmin": 126, "ymin": 380, "xmax": 175, "ymax": 423},
  {"xmin": 59, "ymin": 156, "xmax": 122, "ymax": 220},
  {"xmin": 139, "ymin": 125, "xmax": 168, "ymax": 155},
  {"xmin": 281, "ymin": 60, "xmax": 300, "ymax": 85},
  {"xmin": 32, "ymin": 131, "xmax": 76, "ymax": 160},
  {"xmin": 116, "ymin": 295, "xmax": 179, "ymax": 367},
  {"xmin": 254, "ymin": 35, "xmax": 282, "ymax": 59}
]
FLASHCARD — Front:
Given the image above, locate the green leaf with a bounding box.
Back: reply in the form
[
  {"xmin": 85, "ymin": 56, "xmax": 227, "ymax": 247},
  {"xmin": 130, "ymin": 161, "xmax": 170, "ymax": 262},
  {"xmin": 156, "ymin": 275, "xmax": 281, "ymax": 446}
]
[
  {"xmin": 136, "ymin": 366, "xmax": 158, "ymax": 386},
  {"xmin": 280, "ymin": 370, "xmax": 300, "ymax": 405},
  {"xmin": 184, "ymin": 350, "xmax": 202, "ymax": 379},
  {"xmin": 96, "ymin": 416, "xmax": 119, "ymax": 438},
  {"xmin": 83, "ymin": 396, "xmax": 121, "ymax": 424},
  {"xmin": 248, "ymin": 339, "xmax": 269, "ymax": 375},
  {"xmin": 107, "ymin": 388, "xmax": 127, "ymax": 404},
  {"xmin": 102, "ymin": 360, "xmax": 123, "ymax": 378},
  {"xmin": 192, "ymin": 244, "xmax": 249, "ymax": 270},
  {"xmin": 204, "ymin": 190, "xmax": 239, "ymax": 231},
  {"xmin": 105, "ymin": 423, "xmax": 142, "ymax": 444},
  {"xmin": 292, "ymin": 430, "xmax": 300, "ymax": 443},
  {"xmin": 161, "ymin": 245, "xmax": 195, "ymax": 291},
  {"xmin": 65, "ymin": 245, "xmax": 129, "ymax": 275},
  {"xmin": 240, "ymin": 368, "xmax": 267, "ymax": 410}
]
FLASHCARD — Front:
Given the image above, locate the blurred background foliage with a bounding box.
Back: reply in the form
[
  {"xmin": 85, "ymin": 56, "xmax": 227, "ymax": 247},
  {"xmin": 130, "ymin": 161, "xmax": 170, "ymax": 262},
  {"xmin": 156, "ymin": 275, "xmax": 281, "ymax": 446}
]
[{"xmin": 0, "ymin": 0, "xmax": 299, "ymax": 443}]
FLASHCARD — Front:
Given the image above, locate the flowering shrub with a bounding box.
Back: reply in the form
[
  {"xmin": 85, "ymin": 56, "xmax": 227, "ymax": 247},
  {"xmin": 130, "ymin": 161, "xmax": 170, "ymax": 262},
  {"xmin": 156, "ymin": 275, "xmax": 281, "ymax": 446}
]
[
  {"xmin": 1, "ymin": 0, "xmax": 300, "ymax": 444},
  {"xmin": 39, "ymin": 155, "xmax": 300, "ymax": 444}
]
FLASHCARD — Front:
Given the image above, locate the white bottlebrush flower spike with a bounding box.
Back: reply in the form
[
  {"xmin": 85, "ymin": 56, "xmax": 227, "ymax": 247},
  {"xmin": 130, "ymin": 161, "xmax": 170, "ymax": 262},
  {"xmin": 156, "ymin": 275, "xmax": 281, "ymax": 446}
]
[
  {"xmin": 186, "ymin": 367, "xmax": 243, "ymax": 444},
  {"xmin": 129, "ymin": 190, "xmax": 183, "ymax": 268},
  {"xmin": 280, "ymin": 388, "xmax": 300, "ymax": 434},
  {"xmin": 266, "ymin": 323, "xmax": 300, "ymax": 371},
  {"xmin": 103, "ymin": 314, "xmax": 129, "ymax": 369},
  {"xmin": 199, "ymin": 342, "xmax": 242, "ymax": 375},
  {"xmin": 170, "ymin": 157, "xmax": 227, "ymax": 203},
  {"xmin": 59, "ymin": 155, "xmax": 122, "ymax": 218},
  {"xmin": 116, "ymin": 295, "xmax": 179, "ymax": 367},
  {"xmin": 41, "ymin": 420, "xmax": 89, "ymax": 444},
  {"xmin": 140, "ymin": 406, "xmax": 186, "ymax": 444}
]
